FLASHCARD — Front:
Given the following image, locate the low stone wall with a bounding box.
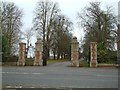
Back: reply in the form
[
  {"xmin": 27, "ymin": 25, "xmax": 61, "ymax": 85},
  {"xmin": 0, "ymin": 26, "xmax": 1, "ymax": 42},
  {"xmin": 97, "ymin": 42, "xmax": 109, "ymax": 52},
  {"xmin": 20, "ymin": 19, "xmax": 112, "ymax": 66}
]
[
  {"xmin": 98, "ymin": 64, "xmax": 119, "ymax": 68},
  {"xmin": 2, "ymin": 62, "xmax": 17, "ymax": 66}
]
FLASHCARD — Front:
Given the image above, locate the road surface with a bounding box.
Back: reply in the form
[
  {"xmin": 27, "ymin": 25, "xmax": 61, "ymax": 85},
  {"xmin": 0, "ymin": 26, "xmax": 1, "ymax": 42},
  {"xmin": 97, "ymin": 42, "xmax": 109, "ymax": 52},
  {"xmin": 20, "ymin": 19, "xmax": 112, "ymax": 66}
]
[{"xmin": 2, "ymin": 61, "xmax": 118, "ymax": 89}]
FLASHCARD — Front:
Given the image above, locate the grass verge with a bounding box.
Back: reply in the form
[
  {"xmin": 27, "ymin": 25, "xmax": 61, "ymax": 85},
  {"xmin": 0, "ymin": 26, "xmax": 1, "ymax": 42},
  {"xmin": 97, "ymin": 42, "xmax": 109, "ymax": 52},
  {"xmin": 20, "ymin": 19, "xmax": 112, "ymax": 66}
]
[
  {"xmin": 79, "ymin": 60, "xmax": 89, "ymax": 67},
  {"xmin": 47, "ymin": 59, "xmax": 69, "ymax": 64},
  {"xmin": 25, "ymin": 59, "xmax": 69, "ymax": 66}
]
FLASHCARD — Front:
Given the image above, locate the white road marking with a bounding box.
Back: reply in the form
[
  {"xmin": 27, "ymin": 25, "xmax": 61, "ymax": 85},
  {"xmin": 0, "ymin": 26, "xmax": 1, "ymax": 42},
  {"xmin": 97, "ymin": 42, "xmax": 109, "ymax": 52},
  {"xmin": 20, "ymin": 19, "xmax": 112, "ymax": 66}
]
[
  {"xmin": 14, "ymin": 86, "xmax": 22, "ymax": 88},
  {"xmin": 30, "ymin": 87, "xmax": 35, "ymax": 88},
  {"xmin": 6, "ymin": 86, "xmax": 12, "ymax": 88},
  {"xmin": 96, "ymin": 74, "xmax": 118, "ymax": 77},
  {"xmin": 2, "ymin": 72, "xmax": 117, "ymax": 77},
  {"xmin": 6, "ymin": 85, "xmax": 22, "ymax": 88},
  {"xmin": 2, "ymin": 72, "xmax": 44, "ymax": 75}
]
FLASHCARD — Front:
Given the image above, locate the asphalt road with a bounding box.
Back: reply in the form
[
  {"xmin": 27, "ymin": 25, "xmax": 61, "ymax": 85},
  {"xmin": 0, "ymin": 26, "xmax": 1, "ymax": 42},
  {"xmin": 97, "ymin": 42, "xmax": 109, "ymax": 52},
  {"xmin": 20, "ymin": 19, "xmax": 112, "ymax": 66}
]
[{"xmin": 2, "ymin": 61, "xmax": 119, "ymax": 88}]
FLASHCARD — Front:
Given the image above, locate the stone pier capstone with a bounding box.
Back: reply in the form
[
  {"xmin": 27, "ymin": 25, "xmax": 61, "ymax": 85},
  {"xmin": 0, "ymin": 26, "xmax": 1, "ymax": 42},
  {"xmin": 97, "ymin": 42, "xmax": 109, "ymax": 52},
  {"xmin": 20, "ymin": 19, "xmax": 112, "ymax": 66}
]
[
  {"xmin": 71, "ymin": 37, "xmax": 79, "ymax": 67},
  {"xmin": 34, "ymin": 38, "xmax": 43, "ymax": 66},
  {"xmin": 90, "ymin": 42, "xmax": 97, "ymax": 67},
  {"xmin": 17, "ymin": 43, "xmax": 26, "ymax": 66}
]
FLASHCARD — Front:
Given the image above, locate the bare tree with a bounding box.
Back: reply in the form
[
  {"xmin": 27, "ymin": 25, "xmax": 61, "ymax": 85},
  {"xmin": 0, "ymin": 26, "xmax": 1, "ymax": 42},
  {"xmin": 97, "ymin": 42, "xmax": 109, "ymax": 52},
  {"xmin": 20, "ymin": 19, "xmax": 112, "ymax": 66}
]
[
  {"xmin": 21, "ymin": 28, "xmax": 33, "ymax": 57},
  {"xmin": 77, "ymin": 2, "xmax": 117, "ymax": 63},
  {"xmin": 52, "ymin": 15, "xmax": 73, "ymax": 59},
  {"xmin": 33, "ymin": 0, "xmax": 60, "ymax": 60},
  {"xmin": 1, "ymin": 2, "xmax": 23, "ymax": 61},
  {"xmin": 33, "ymin": 0, "xmax": 73, "ymax": 61}
]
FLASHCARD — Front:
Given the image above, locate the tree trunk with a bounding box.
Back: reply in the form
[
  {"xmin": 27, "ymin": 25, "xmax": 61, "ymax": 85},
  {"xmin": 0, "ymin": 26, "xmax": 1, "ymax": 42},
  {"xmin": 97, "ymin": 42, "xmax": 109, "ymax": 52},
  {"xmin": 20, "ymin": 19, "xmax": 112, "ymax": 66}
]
[
  {"xmin": 57, "ymin": 52, "xmax": 60, "ymax": 60},
  {"xmin": 64, "ymin": 53, "xmax": 66, "ymax": 59},
  {"xmin": 47, "ymin": 48, "xmax": 50, "ymax": 59},
  {"xmin": 53, "ymin": 50, "xmax": 56, "ymax": 60}
]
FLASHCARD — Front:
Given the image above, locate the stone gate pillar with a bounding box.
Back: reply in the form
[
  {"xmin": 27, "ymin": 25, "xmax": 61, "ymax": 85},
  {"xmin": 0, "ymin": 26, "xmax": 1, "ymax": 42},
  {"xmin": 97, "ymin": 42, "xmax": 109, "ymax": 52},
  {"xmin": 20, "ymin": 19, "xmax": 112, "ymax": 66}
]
[
  {"xmin": 90, "ymin": 42, "xmax": 97, "ymax": 67},
  {"xmin": 17, "ymin": 43, "xmax": 26, "ymax": 66},
  {"xmin": 34, "ymin": 38, "xmax": 43, "ymax": 66},
  {"xmin": 71, "ymin": 37, "xmax": 79, "ymax": 67}
]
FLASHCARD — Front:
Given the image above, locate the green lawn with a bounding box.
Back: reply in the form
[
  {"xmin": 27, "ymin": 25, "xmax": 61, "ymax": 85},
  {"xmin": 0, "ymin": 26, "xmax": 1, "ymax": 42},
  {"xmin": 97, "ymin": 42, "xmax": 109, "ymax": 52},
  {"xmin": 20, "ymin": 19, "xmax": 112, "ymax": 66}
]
[
  {"xmin": 25, "ymin": 60, "xmax": 34, "ymax": 66},
  {"xmin": 47, "ymin": 59, "xmax": 69, "ymax": 64},
  {"xmin": 79, "ymin": 60, "xmax": 89, "ymax": 67},
  {"xmin": 25, "ymin": 59, "xmax": 69, "ymax": 66}
]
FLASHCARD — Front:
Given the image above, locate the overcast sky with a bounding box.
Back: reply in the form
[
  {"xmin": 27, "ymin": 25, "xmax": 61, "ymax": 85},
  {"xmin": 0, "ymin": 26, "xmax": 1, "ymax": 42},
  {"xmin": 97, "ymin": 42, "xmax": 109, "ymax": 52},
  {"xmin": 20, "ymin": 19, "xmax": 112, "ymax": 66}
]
[{"xmin": 3, "ymin": 0, "xmax": 119, "ymax": 45}]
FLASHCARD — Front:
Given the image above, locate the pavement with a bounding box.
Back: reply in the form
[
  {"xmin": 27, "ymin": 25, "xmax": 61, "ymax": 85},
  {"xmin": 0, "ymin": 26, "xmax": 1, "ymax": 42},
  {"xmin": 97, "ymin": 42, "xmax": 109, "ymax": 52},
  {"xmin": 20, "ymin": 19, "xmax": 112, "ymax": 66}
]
[{"xmin": 1, "ymin": 61, "xmax": 119, "ymax": 89}]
